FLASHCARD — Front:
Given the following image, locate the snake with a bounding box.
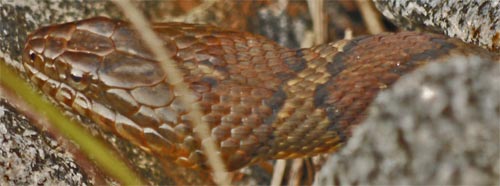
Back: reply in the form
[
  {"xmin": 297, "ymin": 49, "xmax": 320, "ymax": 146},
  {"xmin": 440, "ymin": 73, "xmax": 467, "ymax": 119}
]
[{"xmin": 21, "ymin": 17, "xmax": 496, "ymax": 171}]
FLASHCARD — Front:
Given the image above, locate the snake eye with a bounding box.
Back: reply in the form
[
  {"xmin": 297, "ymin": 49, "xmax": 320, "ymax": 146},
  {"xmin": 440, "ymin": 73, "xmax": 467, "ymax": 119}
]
[
  {"xmin": 69, "ymin": 69, "xmax": 85, "ymax": 83},
  {"xmin": 67, "ymin": 69, "xmax": 90, "ymax": 91}
]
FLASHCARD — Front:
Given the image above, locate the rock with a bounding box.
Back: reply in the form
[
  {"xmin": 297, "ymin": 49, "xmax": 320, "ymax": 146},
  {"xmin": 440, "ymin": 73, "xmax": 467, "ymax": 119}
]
[
  {"xmin": 314, "ymin": 55, "xmax": 500, "ymax": 185},
  {"xmin": 373, "ymin": 0, "xmax": 500, "ymax": 51}
]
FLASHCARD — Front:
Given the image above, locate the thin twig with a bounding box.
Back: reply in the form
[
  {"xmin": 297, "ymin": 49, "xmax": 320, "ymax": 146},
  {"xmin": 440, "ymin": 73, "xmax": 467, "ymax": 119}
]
[
  {"xmin": 307, "ymin": 0, "xmax": 326, "ymax": 44},
  {"xmin": 356, "ymin": 0, "xmax": 384, "ymax": 34},
  {"xmin": 110, "ymin": 1, "xmax": 231, "ymax": 185},
  {"xmin": 289, "ymin": 159, "xmax": 304, "ymax": 186},
  {"xmin": 271, "ymin": 159, "xmax": 287, "ymax": 186}
]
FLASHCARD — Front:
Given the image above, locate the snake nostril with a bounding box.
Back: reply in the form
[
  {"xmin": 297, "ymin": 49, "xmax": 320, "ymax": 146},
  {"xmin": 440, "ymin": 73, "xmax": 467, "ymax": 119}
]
[
  {"xmin": 70, "ymin": 73, "xmax": 82, "ymax": 82},
  {"xmin": 29, "ymin": 50, "xmax": 36, "ymax": 61}
]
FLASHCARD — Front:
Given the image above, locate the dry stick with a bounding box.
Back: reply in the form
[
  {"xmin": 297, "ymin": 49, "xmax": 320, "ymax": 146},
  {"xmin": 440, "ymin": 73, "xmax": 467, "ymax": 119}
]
[
  {"xmin": 289, "ymin": 159, "xmax": 304, "ymax": 186},
  {"xmin": 356, "ymin": 0, "xmax": 384, "ymax": 34},
  {"xmin": 304, "ymin": 158, "xmax": 314, "ymax": 185},
  {"xmin": 110, "ymin": 1, "xmax": 231, "ymax": 185},
  {"xmin": 344, "ymin": 28, "xmax": 353, "ymax": 40},
  {"xmin": 307, "ymin": 0, "xmax": 326, "ymax": 44},
  {"xmin": 271, "ymin": 160, "xmax": 287, "ymax": 186}
]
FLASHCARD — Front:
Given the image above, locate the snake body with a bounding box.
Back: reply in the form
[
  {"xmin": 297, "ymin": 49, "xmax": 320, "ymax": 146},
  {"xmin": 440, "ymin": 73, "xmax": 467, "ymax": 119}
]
[{"xmin": 22, "ymin": 17, "xmax": 494, "ymax": 171}]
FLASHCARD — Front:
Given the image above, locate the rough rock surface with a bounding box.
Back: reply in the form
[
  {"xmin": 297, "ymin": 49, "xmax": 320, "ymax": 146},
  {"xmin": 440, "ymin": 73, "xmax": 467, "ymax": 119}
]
[
  {"xmin": 0, "ymin": 99, "xmax": 90, "ymax": 185},
  {"xmin": 314, "ymin": 55, "xmax": 500, "ymax": 185},
  {"xmin": 373, "ymin": 0, "xmax": 500, "ymax": 51}
]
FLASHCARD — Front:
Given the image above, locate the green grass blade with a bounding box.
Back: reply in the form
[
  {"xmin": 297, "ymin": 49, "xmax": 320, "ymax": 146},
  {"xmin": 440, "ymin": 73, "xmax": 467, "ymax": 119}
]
[{"xmin": 0, "ymin": 62, "xmax": 144, "ymax": 185}]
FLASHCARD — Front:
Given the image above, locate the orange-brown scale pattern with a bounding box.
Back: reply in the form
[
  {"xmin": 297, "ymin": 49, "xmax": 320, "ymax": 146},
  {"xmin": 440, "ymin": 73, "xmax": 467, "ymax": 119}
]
[{"xmin": 22, "ymin": 17, "xmax": 494, "ymax": 171}]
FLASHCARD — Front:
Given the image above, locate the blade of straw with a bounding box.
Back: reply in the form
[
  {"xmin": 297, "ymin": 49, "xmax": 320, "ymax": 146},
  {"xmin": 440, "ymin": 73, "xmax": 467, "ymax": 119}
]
[{"xmin": 110, "ymin": 1, "xmax": 231, "ymax": 185}]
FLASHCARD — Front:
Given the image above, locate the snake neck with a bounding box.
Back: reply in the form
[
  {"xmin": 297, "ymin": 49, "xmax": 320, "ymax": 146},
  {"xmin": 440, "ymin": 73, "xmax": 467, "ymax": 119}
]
[{"xmin": 264, "ymin": 32, "xmax": 488, "ymax": 159}]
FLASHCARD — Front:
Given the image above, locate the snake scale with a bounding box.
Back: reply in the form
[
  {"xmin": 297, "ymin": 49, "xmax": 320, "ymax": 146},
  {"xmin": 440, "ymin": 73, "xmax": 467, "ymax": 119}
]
[{"xmin": 21, "ymin": 17, "xmax": 495, "ymax": 171}]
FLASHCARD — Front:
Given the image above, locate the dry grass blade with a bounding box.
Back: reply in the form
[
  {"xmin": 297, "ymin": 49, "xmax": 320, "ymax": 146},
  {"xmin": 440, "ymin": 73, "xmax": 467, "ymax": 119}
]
[
  {"xmin": 356, "ymin": 0, "xmax": 384, "ymax": 34},
  {"xmin": 307, "ymin": 0, "xmax": 326, "ymax": 44},
  {"xmin": 271, "ymin": 159, "xmax": 287, "ymax": 186},
  {"xmin": 289, "ymin": 159, "xmax": 304, "ymax": 186},
  {"xmin": 110, "ymin": 0, "xmax": 231, "ymax": 185}
]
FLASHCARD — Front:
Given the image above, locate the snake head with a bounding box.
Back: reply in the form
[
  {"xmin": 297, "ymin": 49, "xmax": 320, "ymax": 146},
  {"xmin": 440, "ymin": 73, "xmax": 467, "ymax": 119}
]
[
  {"xmin": 23, "ymin": 17, "xmax": 168, "ymax": 94},
  {"xmin": 21, "ymin": 17, "xmax": 225, "ymax": 170},
  {"xmin": 22, "ymin": 17, "xmax": 177, "ymax": 152}
]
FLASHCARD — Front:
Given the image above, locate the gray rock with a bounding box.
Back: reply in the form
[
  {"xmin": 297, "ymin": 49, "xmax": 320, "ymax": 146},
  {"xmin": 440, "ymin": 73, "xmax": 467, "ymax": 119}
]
[
  {"xmin": 0, "ymin": 99, "xmax": 91, "ymax": 185},
  {"xmin": 373, "ymin": 0, "xmax": 500, "ymax": 51},
  {"xmin": 314, "ymin": 55, "xmax": 500, "ymax": 185}
]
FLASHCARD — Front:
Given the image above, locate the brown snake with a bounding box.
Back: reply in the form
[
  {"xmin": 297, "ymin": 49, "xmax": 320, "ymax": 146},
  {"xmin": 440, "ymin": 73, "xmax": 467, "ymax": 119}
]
[{"xmin": 22, "ymin": 17, "xmax": 495, "ymax": 171}]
